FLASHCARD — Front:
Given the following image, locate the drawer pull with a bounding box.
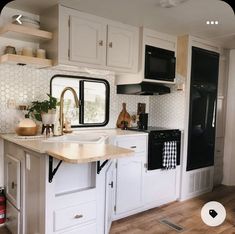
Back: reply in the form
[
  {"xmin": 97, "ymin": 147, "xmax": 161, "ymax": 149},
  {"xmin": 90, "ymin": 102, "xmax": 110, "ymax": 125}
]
[
  {"xmin": 130, "ymin": 146, "xmax": 137, "ymax": 149},
  {"xmin": 74, "ymin": 214, "xmax": 83, "ymax": 219}
]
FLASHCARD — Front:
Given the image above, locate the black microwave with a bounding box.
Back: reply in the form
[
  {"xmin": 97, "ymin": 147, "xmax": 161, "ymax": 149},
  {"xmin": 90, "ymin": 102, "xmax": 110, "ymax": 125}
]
[{"xmin": 144, "ymin": 45, "xmax": 176, "ymax": 82}]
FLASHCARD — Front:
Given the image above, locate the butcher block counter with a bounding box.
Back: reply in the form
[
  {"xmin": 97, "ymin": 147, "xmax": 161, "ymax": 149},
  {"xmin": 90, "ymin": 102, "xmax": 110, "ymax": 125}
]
[{"xmin": 1, "ymin": 129, "xmax": 147, "ymax": 163}]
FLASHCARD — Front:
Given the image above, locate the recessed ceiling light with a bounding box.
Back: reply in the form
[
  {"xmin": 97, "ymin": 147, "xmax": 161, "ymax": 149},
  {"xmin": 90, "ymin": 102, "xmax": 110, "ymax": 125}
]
[{"xmin": 158, "ymin": 0, "xmax": 189, "ymax": 8}]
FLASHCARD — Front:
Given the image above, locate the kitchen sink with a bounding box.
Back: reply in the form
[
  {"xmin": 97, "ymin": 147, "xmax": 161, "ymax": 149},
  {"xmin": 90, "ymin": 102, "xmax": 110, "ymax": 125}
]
[{"xmin": 44, "ymin": 132, "xmax": 108, "ymax": 144}]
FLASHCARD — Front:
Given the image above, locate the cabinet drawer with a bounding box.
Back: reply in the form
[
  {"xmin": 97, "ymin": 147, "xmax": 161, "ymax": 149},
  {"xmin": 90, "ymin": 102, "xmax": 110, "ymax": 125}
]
[
  {"xmin": 6, "ymin": 201, "xmax": 20, "ymax": 234},
  {"xmin": 54, "ymin": 201, "xmax": 96, "ymax": 231},
  {"xmin": 57, "ymin": 223, "xmax": 96, "ymax": 234},
  {"xmin": 117, "ymin": 136, "xmax": 147, "ymax": 153}
]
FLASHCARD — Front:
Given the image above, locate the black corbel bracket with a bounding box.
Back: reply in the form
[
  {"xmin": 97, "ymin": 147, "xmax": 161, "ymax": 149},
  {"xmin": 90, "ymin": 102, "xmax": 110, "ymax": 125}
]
[
  {"xmin": 97, "ymin": 160, "xmax": 109, "ymax": 174},
  {"xmin": 49, "ymin": 156, "xmax": 63, "ymax": 183}
]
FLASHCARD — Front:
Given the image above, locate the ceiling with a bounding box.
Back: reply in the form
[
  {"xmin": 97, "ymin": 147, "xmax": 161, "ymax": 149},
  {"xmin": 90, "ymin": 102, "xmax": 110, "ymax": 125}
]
[{"xmin": 6, "ymin": 0, "xmax": 235, "ymax": 48}]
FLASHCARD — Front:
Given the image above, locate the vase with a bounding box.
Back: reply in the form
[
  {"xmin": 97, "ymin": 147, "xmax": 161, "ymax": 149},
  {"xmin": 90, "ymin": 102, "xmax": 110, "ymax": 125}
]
[{"xmin": 41, "ymin": 112, "xmax": 56, "ymax": 125}]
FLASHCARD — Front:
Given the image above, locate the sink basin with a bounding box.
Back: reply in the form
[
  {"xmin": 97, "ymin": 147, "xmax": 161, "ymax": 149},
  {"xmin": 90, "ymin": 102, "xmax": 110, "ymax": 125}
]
[{"xmin": 44, "ymin": 133, "xmax": 108, "ymax": 144}]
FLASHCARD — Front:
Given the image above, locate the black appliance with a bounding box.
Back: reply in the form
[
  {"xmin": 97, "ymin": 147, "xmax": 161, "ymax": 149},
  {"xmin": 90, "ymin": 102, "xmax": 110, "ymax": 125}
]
[
  {"xmin": 138, "ymin": 113, "xmax": 148, "ymax": 130},
  {"xmin": 144, "ymin": 45, "xmax": 176, "ymax": 82},
  {"xmin": 128, "ymin": 127, "xmax": 181, "ymax": 170},
  {"xmin": 187, "ymin": 47, "xmax": 219, "ymax": 171},
  {"xmin": 117, "ymin": 82, "xmax": 170, "ymax": 95}
]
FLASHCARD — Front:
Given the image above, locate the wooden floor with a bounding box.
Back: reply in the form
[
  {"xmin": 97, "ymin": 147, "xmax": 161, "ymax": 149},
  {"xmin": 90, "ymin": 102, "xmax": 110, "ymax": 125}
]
[
  {"xmin": 1, "ymin": 186, "xmax": 235, "ymax": 234},
  {"xmin": 110, "ymin": 186, "xmax": 235, "ymax": 234}
]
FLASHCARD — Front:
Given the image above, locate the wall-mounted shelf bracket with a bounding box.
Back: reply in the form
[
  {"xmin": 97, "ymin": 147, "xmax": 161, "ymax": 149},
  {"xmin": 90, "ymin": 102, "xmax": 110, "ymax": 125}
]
[
  {"xmin": 97, "ymin": 160, "xmax": 109, "ymax": 174},
  {"xmin": 49, "ymin": 156, "xmax": 63, "ymax": 183}
]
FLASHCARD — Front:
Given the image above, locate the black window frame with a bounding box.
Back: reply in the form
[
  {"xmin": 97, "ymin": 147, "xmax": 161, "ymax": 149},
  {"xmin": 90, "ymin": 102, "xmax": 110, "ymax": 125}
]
[{"xmin": 50, "ymin": 74, "xmax": 110, "ymax": 128}]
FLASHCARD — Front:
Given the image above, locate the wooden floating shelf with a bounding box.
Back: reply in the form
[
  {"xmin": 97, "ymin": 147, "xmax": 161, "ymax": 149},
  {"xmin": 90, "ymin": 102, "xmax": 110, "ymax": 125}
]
[
  {"xmin": 0, "ymin": 54, "xmax": 52, "ymax": 68},
  {"xmin": 0, "ymin": 23, "xmax": 53, "ymax": 42}
]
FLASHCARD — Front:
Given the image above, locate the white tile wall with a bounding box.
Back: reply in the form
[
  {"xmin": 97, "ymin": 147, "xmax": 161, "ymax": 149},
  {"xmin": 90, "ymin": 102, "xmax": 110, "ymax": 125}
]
[
  {"xmin": 0, "ymin": 64, "xmax": 185, "ymax": 133},
  {"xmin": 149, "ymin": 91, "xmax": 185, "ymax": 129}
]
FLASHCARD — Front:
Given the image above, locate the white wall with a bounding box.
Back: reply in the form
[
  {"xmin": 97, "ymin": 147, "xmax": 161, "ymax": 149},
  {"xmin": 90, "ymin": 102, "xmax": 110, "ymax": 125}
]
[{"xmin": 223, "ymin": 49, "xmax": 235, "ymax": 185}]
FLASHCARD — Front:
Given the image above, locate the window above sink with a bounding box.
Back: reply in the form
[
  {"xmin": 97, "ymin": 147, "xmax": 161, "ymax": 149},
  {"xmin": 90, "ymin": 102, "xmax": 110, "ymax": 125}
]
[{"xmin": 50, "ymin": 75, "xmax": 110, "ymax": 128}]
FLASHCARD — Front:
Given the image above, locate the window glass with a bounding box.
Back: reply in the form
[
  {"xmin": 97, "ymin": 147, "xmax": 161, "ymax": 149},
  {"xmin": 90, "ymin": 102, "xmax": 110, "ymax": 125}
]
[
  {"xmin": 51, "ymin": 75, "xmax": 110, "ymax": 127},
  {"xmin": 83, "ymin": 81, "xmax": 106, "ymax": 124}
]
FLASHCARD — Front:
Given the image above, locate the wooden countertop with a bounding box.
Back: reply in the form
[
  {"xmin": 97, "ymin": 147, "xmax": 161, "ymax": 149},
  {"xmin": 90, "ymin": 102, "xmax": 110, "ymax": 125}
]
[{"xmin": 1, "ymin": 129, "xmax": 147, "ymax": 163}]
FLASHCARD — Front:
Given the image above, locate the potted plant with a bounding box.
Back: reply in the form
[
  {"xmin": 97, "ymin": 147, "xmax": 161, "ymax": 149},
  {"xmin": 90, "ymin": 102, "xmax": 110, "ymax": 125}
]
[{"xmin": 28, "ymin": 94, "xmax": 59, "ymax": 125}]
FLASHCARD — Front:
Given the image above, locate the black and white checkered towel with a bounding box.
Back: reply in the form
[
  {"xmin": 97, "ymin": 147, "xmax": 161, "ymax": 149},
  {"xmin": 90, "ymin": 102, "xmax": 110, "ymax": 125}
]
[{"xmin": 162, "ymin": 141, "xmax": 177, "ymax": 170}]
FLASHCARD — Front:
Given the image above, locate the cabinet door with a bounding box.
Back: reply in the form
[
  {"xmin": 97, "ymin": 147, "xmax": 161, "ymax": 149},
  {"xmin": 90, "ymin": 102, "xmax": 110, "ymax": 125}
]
[
  {"xmin": 115, "ymin": 155, "xmax": 143, "ymax": 214},
  {"xmin": 107, "ymin": 24, "xmax": 136, "ymax": 70},
  {"xmin": 70, "ymin": 15, "xmax": 106, "ymax": 65},
  {"xmin": 5, "ymin": 201, "xmax": 20, "ymax": 234},
  {"xmin": 5, "ymin": 154, "xmax": 21, "ymax": 209},
  {"xmin": 105, "ymin": 162, "xmax": 115, "ymax": 234},
  {"xmin": 143, "ymin": 169, "xmax": 177, "ymax": 204}
]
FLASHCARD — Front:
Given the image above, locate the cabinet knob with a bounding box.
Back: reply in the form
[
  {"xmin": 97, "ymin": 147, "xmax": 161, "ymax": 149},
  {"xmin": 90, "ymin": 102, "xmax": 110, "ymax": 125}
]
[
  {"xmin": 98, "ymin": 40, "xmax": 103, "ymax": 46},
  {"xmin": 74, "ymin": 214, "xmax": 83, "ymax": 219},
  {"xmin": 109, "ymin": 42, "xmax": 113, "ymax": 48}
]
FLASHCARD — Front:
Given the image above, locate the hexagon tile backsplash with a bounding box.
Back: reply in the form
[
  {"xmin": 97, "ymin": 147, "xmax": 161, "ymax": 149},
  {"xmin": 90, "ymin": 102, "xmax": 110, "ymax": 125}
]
[{"xmin": 0, "ymin": 64, "xmax": 185, "ymax": 133}]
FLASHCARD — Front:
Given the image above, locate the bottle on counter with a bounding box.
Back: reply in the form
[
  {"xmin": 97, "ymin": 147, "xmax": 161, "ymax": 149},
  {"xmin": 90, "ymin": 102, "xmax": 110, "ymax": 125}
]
[{"xmin": 53, "ymin": 106, "xmax": 61, "ymax": 136}]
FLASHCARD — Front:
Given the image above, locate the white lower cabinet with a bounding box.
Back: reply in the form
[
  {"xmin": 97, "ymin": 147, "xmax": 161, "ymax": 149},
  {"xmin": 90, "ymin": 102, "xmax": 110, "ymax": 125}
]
[
  {"xmin": 114, "ymin": 135, "xmax": 147, "ymax": 218},
  {"xmin": 114, "ymin": 134, "xmax": 180, "ymax": 220},
  {"xmin": 115, "ymin": 154, "xmax": 144, "ymax": 215},
  {"xmin": 143, "ymin": 169, "xmax": 178, "ymax": 205},
  {"xmin": 5, "ymin": 201, "xmax": 20, "ymax": 234},
  {"xmin": 3, "ymin": 133, "xmax": 181, "ymax": 234}
]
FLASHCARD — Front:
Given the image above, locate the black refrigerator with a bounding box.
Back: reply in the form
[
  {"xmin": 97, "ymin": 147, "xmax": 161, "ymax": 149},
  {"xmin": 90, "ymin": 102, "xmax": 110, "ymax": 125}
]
[{"xmin": 187, "ymin": 47, "xmax": 220, "ymax": 171}]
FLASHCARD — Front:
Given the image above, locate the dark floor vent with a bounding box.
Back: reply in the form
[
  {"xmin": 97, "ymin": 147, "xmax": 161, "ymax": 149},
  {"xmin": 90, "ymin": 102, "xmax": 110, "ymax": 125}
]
[{"xmin": 159, "ymin": 219, "xmax": 185, "ymax": 232}]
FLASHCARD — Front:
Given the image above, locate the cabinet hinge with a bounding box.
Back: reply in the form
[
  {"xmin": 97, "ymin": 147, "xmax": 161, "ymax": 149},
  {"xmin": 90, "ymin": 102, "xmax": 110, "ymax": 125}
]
[
  {"xmin": 115, "ymin": 162, "xmax": 118, "ymax": 169},
  {"xmin": 68, "ymin": 18, "xmax": 70, "ymax": 27},
  {"xmin": 68, "ymin": 49, "xmax": 70, "ymax": 58},
  {"xmin": 114, "ymin": 205, "xmax": 116, "ymax": 212}
]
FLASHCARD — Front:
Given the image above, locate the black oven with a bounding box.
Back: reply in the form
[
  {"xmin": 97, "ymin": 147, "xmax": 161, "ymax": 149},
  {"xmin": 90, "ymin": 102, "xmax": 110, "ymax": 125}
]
[
  {"xmin": 148, "ymin": 129, "xmax": 181, "ymax": 170},
  {"xmin": 144, "ymin": 45, "xmax": 176, "ymax": 83}
]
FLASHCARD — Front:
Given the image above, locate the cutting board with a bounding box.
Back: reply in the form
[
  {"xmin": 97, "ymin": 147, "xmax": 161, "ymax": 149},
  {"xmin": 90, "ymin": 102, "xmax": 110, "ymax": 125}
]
[{"xmin": 116, "ymin": 103, "xmax": 131, "ymax": 128}]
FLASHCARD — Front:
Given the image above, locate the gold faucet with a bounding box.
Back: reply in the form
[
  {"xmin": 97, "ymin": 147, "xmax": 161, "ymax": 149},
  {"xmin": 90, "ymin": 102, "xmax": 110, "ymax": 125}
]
[{"xmin": 59, "ymin": 87, "xmax": 80, "ymax": 135}]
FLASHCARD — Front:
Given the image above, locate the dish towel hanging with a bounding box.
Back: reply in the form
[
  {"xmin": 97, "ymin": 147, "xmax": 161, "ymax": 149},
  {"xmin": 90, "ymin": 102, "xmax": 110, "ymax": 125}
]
[{"xmin": 162, "ymin": 141, "xmax": 177, "ymax": 169}]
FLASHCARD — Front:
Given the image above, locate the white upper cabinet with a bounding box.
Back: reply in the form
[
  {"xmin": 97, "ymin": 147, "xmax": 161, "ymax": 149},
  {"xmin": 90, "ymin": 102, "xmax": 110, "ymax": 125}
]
[
  {"xmin": 41, "ymin": 5, "xmax": 139, "ymax": 73},
  {"xmin": 107, "ymin": 24, "xmax": 137, "ymax": 70},
  {"xmin": 69, "ymin": 16, "xmax": 106, "ymax": 65}
]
